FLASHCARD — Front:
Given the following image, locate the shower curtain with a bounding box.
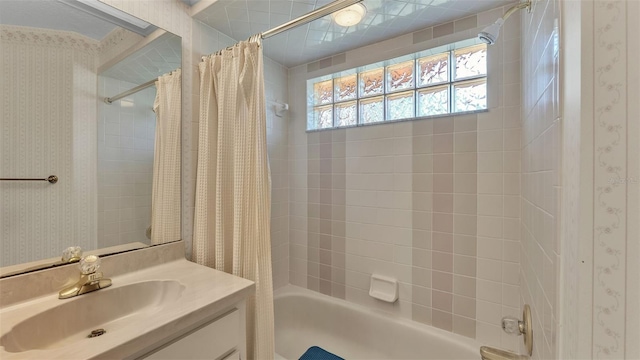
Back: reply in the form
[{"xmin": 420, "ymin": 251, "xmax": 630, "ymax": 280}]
[
  {"xmin": 193, "ymin": 38, "xmax": 274, "ymax": 360},
  {"xmin": 150, "ymin": 69, "xmax": 181, "ymax": 245}
]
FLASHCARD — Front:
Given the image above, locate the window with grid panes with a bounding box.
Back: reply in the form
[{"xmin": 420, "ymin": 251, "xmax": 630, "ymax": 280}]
[{"xmin": 307, "ymin": 41, "xmax": 487, "ymax": 131}]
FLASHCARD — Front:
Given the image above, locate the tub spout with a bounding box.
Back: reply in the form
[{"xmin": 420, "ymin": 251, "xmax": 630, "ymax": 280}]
[{"xmin": 480, "ymin": 346, "xmax": 529, "ymax": 360}]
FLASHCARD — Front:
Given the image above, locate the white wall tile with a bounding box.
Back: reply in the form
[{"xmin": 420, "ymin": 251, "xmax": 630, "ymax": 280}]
[
  {"xmin": 286, "ymin": 2, "xmax": 522, "ymax": 342},
  {"xmin": 98, "ymin": 78, "xmax": 156, "ymax": 248}
]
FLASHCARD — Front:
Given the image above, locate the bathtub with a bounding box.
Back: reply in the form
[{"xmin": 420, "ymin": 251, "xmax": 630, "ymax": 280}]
[{"xmin": 274, "ymin": 285, "xmax": 481, "ymax": 360}]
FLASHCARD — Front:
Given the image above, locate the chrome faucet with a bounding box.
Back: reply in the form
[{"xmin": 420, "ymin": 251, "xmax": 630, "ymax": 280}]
[{"xmin": 59, "ymin": 255, "xmax": 112, "ymax": 299}]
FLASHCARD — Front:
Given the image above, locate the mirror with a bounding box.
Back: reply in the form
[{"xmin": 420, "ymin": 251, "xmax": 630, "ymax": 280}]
[{"xmin": 0, "ymin": 0, "xmax": 182, "ymax": 276}]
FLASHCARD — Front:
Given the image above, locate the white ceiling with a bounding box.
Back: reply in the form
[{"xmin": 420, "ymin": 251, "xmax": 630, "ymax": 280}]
[
  {"xmin": 0, "ymin": 0, "xmax": 117, "ymax": 40},
  {"xmin": 193, "ymin": 0, "xmax": 513, "ymax": 67},
  {"xmin": 101, "ymin": 32, "xmax": 182, "ymax": 85},
  {"xmin": 1, "ymin": 0, "xmax": 181, "ymax": 86}
]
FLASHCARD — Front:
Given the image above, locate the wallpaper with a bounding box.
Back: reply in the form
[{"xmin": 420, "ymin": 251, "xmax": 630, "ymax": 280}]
[
  {"xmin": 98, "ymin": 27, "xmax": 144, "ymax": 68},
  {"xmin": 555, "ymin": 1, "xmax": 639, "ymax": 358},
  {"xmin": 0, "ymin": 25, "xmax": 98, "ymax": 266},
  {"xmin": 591, "ymin": 1, "xmax": 638, "ymax": 358}
]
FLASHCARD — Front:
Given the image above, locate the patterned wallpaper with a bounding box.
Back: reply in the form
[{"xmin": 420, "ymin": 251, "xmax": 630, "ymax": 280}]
[
  {"xmin": 591, "ymin": 1, "xmax": 638, "ymax": 358},
  {"xmin": 548, "ymin": 1, "xmax": 640, "ymax": 359},
  {"xmin": 0, "ymin": 25, "xmax": 98, "ymax": 266},
  {"xmin": 98, "ymin": 28, "xmax": 144, "ymax": 69}
]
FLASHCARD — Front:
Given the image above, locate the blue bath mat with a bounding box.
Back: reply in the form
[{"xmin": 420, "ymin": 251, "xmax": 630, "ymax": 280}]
[{"xmin": 299, "ymin": 346, "xmax": 344, "ymax": 360}]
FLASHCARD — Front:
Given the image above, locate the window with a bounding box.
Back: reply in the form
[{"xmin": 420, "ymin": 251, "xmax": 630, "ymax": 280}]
[{"xmin": 307, "ymin": 41, "xmax": 487, "ymax": 131}]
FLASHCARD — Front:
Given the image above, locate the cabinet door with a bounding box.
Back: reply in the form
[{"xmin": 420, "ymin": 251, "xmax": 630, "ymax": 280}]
[{"xmin": 145, "ymin": 309, "xmax": 240, "ymax": 360}]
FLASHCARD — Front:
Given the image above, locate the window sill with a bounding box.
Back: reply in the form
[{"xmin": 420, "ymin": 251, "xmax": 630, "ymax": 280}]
[{"xmin": 305, "ymin": 108, "xmax": 489, "ymax": 133}]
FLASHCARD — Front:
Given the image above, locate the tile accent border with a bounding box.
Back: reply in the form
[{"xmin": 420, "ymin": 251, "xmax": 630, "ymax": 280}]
[{"xmin": 306, "ymin": 131, "xmax": 346, "ymax": 297}]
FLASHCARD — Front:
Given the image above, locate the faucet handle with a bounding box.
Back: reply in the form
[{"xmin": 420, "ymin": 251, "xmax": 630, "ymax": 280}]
[
  {"xmin": 500, "ymin": 305, "xmax": 533, "ymax": 356},
  {"xmin": 79, "ymin": 255, "xmax": 101, "ymax": 275},
  {"xmin": 62, "ymin": 246, "xmax": 83, "ymax": 263},
  {"xmin": 501, "ymin": 316, "xmax": 522, "ymax": 335}
]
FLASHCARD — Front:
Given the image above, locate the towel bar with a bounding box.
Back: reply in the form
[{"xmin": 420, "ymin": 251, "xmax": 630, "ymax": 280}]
[{"xmin": 0, "ymin": 175, "xmax": 58, "ymax": 184}]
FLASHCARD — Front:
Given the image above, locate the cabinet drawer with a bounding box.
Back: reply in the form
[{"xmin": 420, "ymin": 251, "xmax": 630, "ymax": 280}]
[{"xmin": 144, "ymin": 309, "xmax": 240, "ymax": 360}]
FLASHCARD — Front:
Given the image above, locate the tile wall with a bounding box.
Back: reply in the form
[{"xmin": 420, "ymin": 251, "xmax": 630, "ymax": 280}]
[
  {"xmin": 264, "ymin": 57, "xmax": 291, "ymax": 290},
  {"xmin": 288, "ymin": 5, "xmax": 522, "ymax": 345},
  {"xmin": 97, "ymin": 77, "xmax": 156, "ymax": 249},
  {"xmin": 520, "ymin": 0, "xmax": 560, "ymax": 358}
]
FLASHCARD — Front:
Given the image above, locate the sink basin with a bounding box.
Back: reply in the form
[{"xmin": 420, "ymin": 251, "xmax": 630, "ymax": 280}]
[{"xmin": 0, "ymin": 280, "xmax": 184, "ymax": 353}]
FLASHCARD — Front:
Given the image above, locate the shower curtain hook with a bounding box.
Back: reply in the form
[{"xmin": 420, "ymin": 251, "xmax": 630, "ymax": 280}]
[{"xmin": 248, "ymin": 33, "xmax": 262, "ymax": 45}]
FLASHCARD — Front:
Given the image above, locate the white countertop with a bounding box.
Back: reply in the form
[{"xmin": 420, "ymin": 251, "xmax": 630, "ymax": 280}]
[{"xmin": 0, "ymin": 259, "xmax": 255, "ymax": 359}]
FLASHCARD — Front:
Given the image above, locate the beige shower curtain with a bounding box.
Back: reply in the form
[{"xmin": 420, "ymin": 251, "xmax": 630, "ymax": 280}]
[
  {"xmin": 150, "ymin": 69, "xmax": 181, "ymax": 245},
  {"xmin": 193, "ymin": 39, "xmax": 274, "ymax": 360}
]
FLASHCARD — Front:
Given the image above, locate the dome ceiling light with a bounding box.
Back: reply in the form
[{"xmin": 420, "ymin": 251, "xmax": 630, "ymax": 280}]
[{"xmin": 332, "ymin": 3, "xmax": 367, "ymax": 27}]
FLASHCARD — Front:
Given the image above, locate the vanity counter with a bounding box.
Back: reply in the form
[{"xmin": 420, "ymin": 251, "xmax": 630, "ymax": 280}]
[{"xmin": 0, "ymin": 256, "xmax": 254, "ymax": 359}]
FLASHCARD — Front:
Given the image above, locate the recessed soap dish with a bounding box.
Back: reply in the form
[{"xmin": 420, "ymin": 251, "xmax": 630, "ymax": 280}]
[{"xmin": 369, "ymin": 274, "xmax": 398, "ymax": 303}]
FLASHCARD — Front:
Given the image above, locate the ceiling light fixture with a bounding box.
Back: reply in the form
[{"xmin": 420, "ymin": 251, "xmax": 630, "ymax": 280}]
[
  {"xmin": 332, "ymin": 3, "xmax": 366, "ymax": 27},
  {"xmin": 57, "ymin": 0, "xmax": 156, "ymax": 36}
]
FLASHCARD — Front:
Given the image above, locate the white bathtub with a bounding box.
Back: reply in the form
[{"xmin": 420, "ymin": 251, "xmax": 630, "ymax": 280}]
[{"xmin": 274, "ymin": 285, "xmax": 482, "ymax": 360}]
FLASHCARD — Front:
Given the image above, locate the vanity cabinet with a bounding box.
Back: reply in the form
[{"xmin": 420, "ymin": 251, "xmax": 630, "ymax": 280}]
[
  {"xmin": 141, "ymin": 301, "xmax": 246, "ymax": 360},
  {"xmin": 0, "ymin": 246, "xmax": 255, "ymax": 360}
]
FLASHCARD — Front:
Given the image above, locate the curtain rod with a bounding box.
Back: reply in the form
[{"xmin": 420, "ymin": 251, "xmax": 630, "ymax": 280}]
[
  {"xmin": 260, "ymin": 0, "xmax": 364, "ymax": 39},
  {"xmin": 104, "ymin": 78, "xmax": 157, "ymax": 104}
]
